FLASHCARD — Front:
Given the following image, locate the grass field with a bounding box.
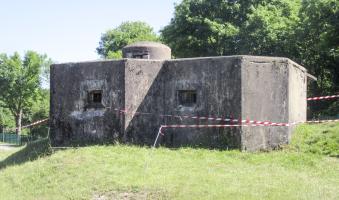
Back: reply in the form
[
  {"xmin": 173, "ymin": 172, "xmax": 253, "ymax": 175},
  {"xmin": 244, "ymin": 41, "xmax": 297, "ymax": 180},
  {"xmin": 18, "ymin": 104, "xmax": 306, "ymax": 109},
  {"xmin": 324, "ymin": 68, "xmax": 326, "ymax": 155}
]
[{"xmin": 0, "ymin": 122, "xmax": 338, "ymax": 200}]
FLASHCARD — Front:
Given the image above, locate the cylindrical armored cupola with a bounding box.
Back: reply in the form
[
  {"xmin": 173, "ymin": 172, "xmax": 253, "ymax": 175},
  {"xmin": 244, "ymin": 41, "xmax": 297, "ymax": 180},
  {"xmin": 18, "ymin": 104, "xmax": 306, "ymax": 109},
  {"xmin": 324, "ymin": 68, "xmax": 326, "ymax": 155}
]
[{"xmin": 122, "ymin": 41, "xmax": 171, "ymax": 60}]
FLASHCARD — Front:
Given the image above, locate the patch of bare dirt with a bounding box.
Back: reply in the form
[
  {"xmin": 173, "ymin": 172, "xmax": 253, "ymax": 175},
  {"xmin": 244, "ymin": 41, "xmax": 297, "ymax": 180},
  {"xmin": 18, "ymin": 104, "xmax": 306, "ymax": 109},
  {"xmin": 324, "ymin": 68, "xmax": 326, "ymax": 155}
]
[{"xmin": 92, "ymin": 190, "xmax": 168, "ymax": 200}]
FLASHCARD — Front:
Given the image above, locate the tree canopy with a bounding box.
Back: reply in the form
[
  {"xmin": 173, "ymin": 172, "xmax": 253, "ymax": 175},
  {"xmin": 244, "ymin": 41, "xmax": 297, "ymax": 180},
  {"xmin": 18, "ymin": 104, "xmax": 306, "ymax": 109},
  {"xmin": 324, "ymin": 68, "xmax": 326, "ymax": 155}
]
[
  {"xmin": 97, "ymin": 21, "xmax": 159, "ymax": 59},
  {"xmin": 296, "ymin": 0, "xmax": 339, "ymax": 116},
  {"xmin": 161, "ymin": 0, "xmax": 301, "ymax": 58},
  {"xmin": 0, "ymin": 51, "xmax": 50, "ymax": 134}
]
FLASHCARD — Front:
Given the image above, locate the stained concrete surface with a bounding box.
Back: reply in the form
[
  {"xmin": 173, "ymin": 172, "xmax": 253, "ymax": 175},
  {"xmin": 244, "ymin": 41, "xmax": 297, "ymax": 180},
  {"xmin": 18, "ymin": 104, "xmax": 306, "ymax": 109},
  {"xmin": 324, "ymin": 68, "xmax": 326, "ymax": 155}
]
[{"xmin": 50, "ymin": 55, "xmax": 308, "ymax": 151}]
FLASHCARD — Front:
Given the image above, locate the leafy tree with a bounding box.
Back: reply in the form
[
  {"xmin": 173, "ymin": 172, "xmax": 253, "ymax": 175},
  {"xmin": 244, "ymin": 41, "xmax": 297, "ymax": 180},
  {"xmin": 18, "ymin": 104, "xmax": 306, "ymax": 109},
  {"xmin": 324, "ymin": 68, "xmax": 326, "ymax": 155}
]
[
  {"xmin": 238, "ymin": 0, "xmax": 301, "ymax": 57},
  {"xmin": 26, "ymin": 89, "xmax": 50, "ymax": 138},
  {"xmin": 297, "ymin": 0, "xmax": 338, "ymax": 92},
  {"xmin": 161, "ymin": 0, "xmax": 301, "ymax": 58},
  {"xmin": 0, "ymin": 107, "xmax": 14, "ymax": 133},
  {"xmin": 296, "ymin": 0, "xmax": 339, "ymax": 117},
  {"xmin": 0, "ymin": 51, "xmax": 49, "ymax": 135},
  {"xmin": 97, "ymin": 21, "xmax": 159, "ymax": 59},
  {"xmin": 161, "ymin": 0, "xmax": 249, "ymax": 57}
]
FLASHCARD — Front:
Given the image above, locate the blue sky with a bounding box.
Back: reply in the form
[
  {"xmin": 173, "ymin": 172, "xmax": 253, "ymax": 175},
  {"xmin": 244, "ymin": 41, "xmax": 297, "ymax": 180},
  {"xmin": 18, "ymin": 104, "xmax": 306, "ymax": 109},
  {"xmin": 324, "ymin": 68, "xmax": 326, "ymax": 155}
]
[{"xmin": 0, "ymin": 0, "xmax": 181, "ymax": 62}]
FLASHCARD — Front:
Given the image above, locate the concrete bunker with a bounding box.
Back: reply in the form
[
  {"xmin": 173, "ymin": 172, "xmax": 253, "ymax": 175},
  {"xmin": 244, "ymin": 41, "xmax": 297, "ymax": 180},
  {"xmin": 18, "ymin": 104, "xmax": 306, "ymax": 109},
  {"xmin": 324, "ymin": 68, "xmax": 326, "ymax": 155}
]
[
  {"xmin": 50, "ymin": 41, "xmax": 311, "ymax": 151},
  {"xmin": 122, "ymin": 41, "xmax": 171, "ymax": 60}
]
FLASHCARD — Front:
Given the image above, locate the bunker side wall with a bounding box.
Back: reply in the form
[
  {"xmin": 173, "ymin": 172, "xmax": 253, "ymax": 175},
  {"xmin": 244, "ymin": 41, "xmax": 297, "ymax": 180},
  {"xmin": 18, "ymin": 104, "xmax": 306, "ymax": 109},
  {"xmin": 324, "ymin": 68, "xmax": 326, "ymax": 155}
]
[
  {"xmin": 288, "ymin": 60, "xmax": 307, "ymax": 140},
  {"xmin": 159, "ymin": 57, "xmax": 242, "ymax": 149},
  {"xmin": 50, "ymin": 60, "xmax": 125, "ymax": 145},
  {"xmin": 241, "ymin": 56, "xmax": 290, "ymax": 151}
]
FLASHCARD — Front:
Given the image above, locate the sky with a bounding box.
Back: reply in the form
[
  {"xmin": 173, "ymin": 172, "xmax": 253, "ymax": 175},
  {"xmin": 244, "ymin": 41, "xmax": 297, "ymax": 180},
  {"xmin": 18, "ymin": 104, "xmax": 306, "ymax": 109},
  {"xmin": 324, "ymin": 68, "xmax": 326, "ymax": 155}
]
[{"xmin": 0, "ymin": 0, "xmax": 181, "ymax": 62}]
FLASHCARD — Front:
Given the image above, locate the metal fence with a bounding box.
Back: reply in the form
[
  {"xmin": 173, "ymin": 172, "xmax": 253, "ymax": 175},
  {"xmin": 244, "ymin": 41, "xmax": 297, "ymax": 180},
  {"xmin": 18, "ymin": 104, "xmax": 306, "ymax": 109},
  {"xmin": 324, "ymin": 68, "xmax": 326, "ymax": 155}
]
[{"xmin": 1, "ymin": 132, "xmax": 37, "ymax": 145}]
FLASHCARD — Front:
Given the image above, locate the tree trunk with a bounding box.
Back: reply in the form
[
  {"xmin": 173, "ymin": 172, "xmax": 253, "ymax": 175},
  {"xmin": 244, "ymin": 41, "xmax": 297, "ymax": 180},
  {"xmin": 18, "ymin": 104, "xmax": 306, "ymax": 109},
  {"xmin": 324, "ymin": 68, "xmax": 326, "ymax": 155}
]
[{"xmin": 15, "ymin": 109, "xmax": 23, "ymax": 135}]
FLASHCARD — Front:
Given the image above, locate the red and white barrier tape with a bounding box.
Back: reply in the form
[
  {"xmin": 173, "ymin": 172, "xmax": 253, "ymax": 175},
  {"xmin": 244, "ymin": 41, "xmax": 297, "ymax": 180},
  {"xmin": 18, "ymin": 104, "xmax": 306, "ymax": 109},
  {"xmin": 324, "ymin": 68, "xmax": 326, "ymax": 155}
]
[
  {"xmin": 307, "ymin": 94, "xmax": 339, "ymax": 101},
  {"xmin": 5, "ymin": 118, "xmax": 49, "ymax": 131},
  {"xmin": 306, "ymin": 119, "xmax": 339, "ymax": 123},
  {"xmin": 113, "ymin": 108, "xmax": 293, "ymax": 126},
  {"xmin": 22, "ymin": 118, "xmax": 49, "ymax": 128},
  {"xmin": 114, "ymin": 93, "xmax": 339, "ymax": 124},
  {"xmin": 114, "ymin": 106, "xmax": 339, "ymax": 127},
  {"xmin": 152, "ymin": 119, "xmax": 339, "ymax": 147},
  {"xmin": 160, "ymin": 119, "xmax": 339, "ymax": 129},
  {"xmin": 3, "ymin": 93, "xmax": 338, "ymax": 135}
]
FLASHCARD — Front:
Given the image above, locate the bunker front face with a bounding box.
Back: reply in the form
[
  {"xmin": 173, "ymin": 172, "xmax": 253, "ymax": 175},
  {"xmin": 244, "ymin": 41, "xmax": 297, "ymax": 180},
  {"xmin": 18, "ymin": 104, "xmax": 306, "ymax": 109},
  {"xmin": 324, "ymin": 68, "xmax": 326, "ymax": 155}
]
[{"xmin": 50, "ymin": 42, "xmax": 309, "ymax": 151}]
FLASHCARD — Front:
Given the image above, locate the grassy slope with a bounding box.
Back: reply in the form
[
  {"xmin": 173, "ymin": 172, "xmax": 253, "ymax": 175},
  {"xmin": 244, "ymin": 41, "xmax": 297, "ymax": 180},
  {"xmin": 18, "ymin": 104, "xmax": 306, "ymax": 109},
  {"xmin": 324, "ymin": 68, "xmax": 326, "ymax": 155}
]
[
  {"xmin": 0, "ymin": 149, "xmax": 16, "ymax": 161},
  {"xmin": 290, "ymin": 122, "xmax": 339, "ymax": 156},
  {"xmin": 0, "ymin": 123, "xmax": 338, "ymax": 200}
]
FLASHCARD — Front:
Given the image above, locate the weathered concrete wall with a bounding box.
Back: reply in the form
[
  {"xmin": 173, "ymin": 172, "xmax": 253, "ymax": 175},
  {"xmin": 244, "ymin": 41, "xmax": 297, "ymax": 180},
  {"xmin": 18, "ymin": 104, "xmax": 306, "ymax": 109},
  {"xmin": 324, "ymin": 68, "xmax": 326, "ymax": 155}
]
[
  {"xmin": 123, "ymin": 57, "xmax": 242, "ymax": 148},
  {"xmin": 124, "ymin": 59, "xmax": 165, "ymax": 145},
  {"xmin": 50, "ymin": 55, "xmax": 308, "ymax": 150},
  {"xmin": 240, "ymin": 56, "xmax": 308, "ymax": 151},
  {"xmin": 288, "ymin": 60, "xmax": 307, "ymax": 141},
  {"xmin": 159, "ymin": 57, "xmax": 242, "ymax": 148},
  {"xmin": 50, "ymin": 60, "xmax": 125, "ymax": 145},
  {"xmin": 241, "ymin": 56, "xmax": 290, "ymax": 151}
]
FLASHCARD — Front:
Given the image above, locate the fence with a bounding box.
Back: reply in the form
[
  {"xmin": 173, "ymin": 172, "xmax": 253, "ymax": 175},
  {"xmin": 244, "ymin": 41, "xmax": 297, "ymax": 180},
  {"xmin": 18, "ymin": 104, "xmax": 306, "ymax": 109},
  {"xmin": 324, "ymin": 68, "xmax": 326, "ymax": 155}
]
[
  {"xmin": 1, "ymin": 132, "xmax": 38, "ymax": 145},
  {"xmin": 0, "ymin": 118, "xmax": 48, "ymax": 145}
]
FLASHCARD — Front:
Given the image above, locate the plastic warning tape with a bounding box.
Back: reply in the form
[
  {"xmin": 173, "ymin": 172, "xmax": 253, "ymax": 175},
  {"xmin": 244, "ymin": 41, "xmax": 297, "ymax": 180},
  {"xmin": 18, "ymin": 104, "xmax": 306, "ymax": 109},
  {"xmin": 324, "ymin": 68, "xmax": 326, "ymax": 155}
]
[
  {"xmin": 113, "ymin": 107, "xmax": 339, "ymax": 126},
  {"xmin": 112, "ymin": 108, "xmax": 293, "ymax": 126},
  {"xmin": 160, "ymin": 123, "xmax": 294, "ymax": 129},
  {"xmin": 158, "ymin": 119, "xmax": 339, "ymax": 133},
  {"xmin": 153, "ymin": 119, "xmax": 338, "ymax": 146},
  {"xmin": 307, "ymin": 94, "xmax": 339, "ymax": 101},
  {"xmin": 160, "ymin": 119, "xmax": 339, "ymax": 129},
  {"xmin": 5, "ymin": 118, "xmax": 49, "ymax": 131},
  {"xmin": 306, "ymin": 119, "xmax": 339, "ymax": 123},
  {"xmin": 161, "ymin": 124, "xmax": 269, "ymax": 128},
  {"xmin": 22, "ymin": 118, "xmax": 49, "ymax": 128}
]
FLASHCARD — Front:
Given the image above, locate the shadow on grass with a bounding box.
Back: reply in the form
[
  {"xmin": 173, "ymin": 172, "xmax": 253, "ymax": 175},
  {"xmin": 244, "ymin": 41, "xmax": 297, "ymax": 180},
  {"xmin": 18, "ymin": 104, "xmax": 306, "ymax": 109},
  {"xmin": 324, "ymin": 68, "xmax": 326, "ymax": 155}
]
[
  {"xmin": 0, "ymin": 138, "xmax": 53, "ymax": 170},
  {"xmin": 0, "ymin": 139, "xmax": 118, "ymax": 170},
  {"xmin": 0, "ymin": 143, "xmax": 22, "ymax": 148}
]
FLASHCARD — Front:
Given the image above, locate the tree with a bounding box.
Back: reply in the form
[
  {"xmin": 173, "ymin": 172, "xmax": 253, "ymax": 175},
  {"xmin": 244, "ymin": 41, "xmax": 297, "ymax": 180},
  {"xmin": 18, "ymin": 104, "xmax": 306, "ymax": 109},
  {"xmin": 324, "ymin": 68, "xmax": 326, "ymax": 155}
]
[
  {"xmin": 296, "ymin": 0, "xmax": 339, "ymax": 116},
  {"xmin": 161, "ymin": 0, "xmax": 249, "ymax": 58},
  {"xmin": 97, "ymin": 21, "xmax": 159, "ymax": 59},
  {"xmin": 296, "ymin": 0, "xmax": 338, "ymax": 92},
  {"xmin": 26, "ymin": 89, "xmax": 50, "ymax": 138},
  {"xmin": 0, "ymin": 51, "xmax": 49, "ymax": 135},
  {"xmin": 161, "ymin": 0, "xmax": 301, "ymax": 58},
  {"xmin": 0, "ymin": 107, "xmax": 14, "ymax": 133},
  {"xmin": 238, "ymin": 0, "xmax": 301, "ymax": 57}
]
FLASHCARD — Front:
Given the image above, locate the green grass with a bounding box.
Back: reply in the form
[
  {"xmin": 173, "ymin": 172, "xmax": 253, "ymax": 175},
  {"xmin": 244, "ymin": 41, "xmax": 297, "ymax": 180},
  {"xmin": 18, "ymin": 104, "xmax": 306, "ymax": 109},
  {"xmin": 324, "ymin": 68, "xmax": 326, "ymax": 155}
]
[
  {"xmin": 0, "ymin": 123, "xmax": 338, "ymax": 200},
  {"xmin": 0, "ymin": 138, "xmax": 52, "ymax": 169},
  {"xmin": 0, "ymin": 143, "xmax": 22, "ymax": 161},
  {"xmin": 291, "ymin": 122, "xmax": 339, "ymax": 156},
  {"xmin": 0, "ymin": 149, "xmax": 17, "ymax": 161}
]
